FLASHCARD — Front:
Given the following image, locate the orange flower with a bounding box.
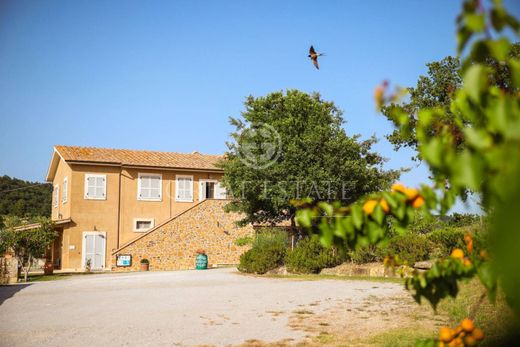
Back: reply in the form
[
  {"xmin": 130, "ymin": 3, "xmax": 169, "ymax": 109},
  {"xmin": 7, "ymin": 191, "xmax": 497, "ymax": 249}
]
[
  {"xmin": 461, "ymin": 318, "xmax": 474, "ymax": 333},
  {"xmin": 439, "ymin": 327, "xmax": 453, "ymax": 342},
  {"xmin": 451, "ymin": 248, "xmax": 464, "ymax": 259},
  {"xmin": 379, "ymin": 198, "xmax": 390, "ymax": 213},
  {"xmin": 412, "ymin": 196, "xmax": 425, "ymax": 208},
  {"xmin": 391, "ymin": 183, "xmax": 406, "ymax": 194},
  {"xmin": 472, "ymin": 328, "xmax": 484, "ymax": 340},
  {"xmin": 404, "ymin": 187, "xmax": 419, "ymax": 201},
  {"xmin": 464, "ymin": 234, "xmax": 474, "ymax": 254},
  {"xmin": 363, "ymin": 199, "xmax": 378, "ymax": 215}
]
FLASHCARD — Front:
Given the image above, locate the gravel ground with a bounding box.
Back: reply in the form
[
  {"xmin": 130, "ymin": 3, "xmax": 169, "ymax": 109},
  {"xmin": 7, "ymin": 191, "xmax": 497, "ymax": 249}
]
[{"xmin": 0, "ymin": 268, "xmax": 407, "ymax": 346}]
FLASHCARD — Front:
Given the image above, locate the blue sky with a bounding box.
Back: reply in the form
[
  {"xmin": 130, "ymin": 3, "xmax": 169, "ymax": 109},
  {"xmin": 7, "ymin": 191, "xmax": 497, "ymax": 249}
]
[{"xmin": 0, "ymin": 1, "xmax": 518, "ymax": 210}]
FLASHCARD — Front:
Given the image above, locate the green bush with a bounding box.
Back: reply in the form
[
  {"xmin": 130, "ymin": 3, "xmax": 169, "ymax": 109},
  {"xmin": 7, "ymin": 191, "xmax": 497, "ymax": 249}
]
[
  {"xmin": 384, "ymin": 233, "xmax": 432, "ymax": 265},
  {"xmin": 238, "ymin": 229, "xmax": 288, "ymax": 274},
  {"xmin": 286, "ymin": 236, "xmax": 345, "ymax": 273},
  {"xmin": 234, "ymin": 236, "xmax": 253, "ymax": 246},
  {"xmin": 426, "ymin": 227, "xmax": 465, "ymax": 258},
  {"xmin": 349, "ymin": 245, "xmax": 385, "ymax": 264}
]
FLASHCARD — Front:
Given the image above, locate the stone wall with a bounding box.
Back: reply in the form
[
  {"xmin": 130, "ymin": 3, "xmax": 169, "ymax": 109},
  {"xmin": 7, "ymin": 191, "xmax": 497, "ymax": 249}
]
[
  {"xmin": 0, "ymin": 256, "xmax": 19, "ymax": 284},
  {"xmin": 111, "ymin": 199, "xmax": 253, "ymax": 271}
]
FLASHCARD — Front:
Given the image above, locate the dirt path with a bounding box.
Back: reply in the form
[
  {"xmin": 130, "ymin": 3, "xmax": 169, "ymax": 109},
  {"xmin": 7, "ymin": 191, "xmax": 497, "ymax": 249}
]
[{"xmin": 0, "ymin": 268, "xmax": 445, "ymax": 346}]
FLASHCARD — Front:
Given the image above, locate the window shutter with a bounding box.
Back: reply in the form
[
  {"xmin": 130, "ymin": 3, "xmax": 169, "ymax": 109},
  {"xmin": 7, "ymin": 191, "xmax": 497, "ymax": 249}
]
[{"xmin": 215, "ymin": 183, "xmax": 227, "ymax": 199}]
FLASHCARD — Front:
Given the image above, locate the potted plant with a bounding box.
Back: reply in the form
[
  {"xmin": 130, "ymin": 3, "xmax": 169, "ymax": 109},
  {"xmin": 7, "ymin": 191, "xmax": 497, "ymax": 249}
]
[
  {"xmin": 195, "ymin": 249, "xmax": 208, "ymax": 270},
  {"xmin": 140, "ymin": 258, "xmax": 150, "ymax": 271},
  {"xmin": 85, "ymin": 259, "xmax": 91, "ymax": 273},
  {"xmin": 43, "ymin": 259, "xmax": 54, "ymax": 275}
]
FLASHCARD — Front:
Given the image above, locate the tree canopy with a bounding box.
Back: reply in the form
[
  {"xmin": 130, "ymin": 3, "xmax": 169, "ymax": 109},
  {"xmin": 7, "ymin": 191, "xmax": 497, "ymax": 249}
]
[
  {"xmin": 383, "ymin": 43, "xmax": 520, "ymax": 160},
  {"xmin": 0, "ymin": 175, "xmax": 51, "ymax": 218},
  {"xmin": 220, "ymin": 90, "xmax": 400, "ymax": 227}
]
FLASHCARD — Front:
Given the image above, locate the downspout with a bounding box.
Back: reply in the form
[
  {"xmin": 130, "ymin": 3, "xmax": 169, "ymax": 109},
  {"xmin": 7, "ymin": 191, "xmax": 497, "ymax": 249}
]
[{"xmin": 116, "ymin": 167, "xmax": 122, "ymax": 249}]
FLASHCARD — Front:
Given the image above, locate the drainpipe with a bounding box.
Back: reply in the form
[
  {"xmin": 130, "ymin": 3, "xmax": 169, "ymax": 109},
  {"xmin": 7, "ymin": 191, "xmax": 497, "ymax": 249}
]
[{"xmin": 116, "ymin": 167, "xmax": 122, "ymax": 249}]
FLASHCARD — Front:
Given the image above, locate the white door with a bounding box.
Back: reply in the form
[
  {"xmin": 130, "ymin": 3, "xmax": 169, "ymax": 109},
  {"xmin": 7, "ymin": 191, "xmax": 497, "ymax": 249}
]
[{"xmin": 83, "ymin": 232, "xmax": 106, "ymax": 270}]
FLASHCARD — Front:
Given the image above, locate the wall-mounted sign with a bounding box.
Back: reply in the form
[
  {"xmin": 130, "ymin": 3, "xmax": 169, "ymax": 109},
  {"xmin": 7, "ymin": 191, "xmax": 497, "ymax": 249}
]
[{"xmin": 116, "ymin": 254, "xmax": 132, "ymax": 267}]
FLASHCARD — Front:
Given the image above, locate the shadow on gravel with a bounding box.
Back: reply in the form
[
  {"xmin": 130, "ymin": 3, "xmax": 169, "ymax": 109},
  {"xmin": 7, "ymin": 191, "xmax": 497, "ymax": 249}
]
[{"xmin": 0, "ymin": 284, "xmax": 31, "ymax": 306}]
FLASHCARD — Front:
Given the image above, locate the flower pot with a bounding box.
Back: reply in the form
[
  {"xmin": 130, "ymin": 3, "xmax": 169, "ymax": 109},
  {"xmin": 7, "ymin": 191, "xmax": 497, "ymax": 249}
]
[
  {"xmin": 43, "ymin": 260, "xmax": 54, "ymax": 275},
  {"xmin": 140, "ymin": 263, "xmax": 149, "ymax": 271}
]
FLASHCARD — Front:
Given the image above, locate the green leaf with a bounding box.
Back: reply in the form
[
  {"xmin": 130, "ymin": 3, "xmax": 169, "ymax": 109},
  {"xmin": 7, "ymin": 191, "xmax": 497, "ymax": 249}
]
[
  {"xmin": 296, "ymin": 209, "xmax": 313, "ymax": 228},
  {"xmin": 451, "ymin": 151, "xmax": 483, "ymax": 191},
  {"xmin": 351, "ymin": 204, "xmax": 363, "ymax": 229},
  {"xmin": 421, "ymin": 138, "xmax": 444, "ymax": 168},
  {"xmin": 372, "ymin": 204, "xmax": 385, "ymax": 225},
  {"xmin": 465, "ymin": 13, "xmax": 485, "ymax": 32},
  {"xmin": 463, "ymin": 128, "xmax": 492, "ymax": 150},
  {"xmin": 477, "ymin": 262, "xmax": 497, "ymax": 300},
  {"xmin": 463, "ymin": 64, "xmax": 488, "ymax": 102},
  {"xmin": 487, "ymin": 38, "xmax": 511, "ymax": 61}
]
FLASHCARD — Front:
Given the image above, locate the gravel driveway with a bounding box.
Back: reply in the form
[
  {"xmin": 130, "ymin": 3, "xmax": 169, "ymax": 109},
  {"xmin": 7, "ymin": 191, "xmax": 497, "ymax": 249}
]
[{"xmin": 0, "ymin": 268, "xmax": 408, "ymax": 346}]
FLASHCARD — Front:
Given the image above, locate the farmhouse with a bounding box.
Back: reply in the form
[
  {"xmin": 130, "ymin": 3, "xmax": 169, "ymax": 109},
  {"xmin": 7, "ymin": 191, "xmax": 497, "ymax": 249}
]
[{"xmin": 45, "ymin": 145, "xmax": 253, "ymax": 271}]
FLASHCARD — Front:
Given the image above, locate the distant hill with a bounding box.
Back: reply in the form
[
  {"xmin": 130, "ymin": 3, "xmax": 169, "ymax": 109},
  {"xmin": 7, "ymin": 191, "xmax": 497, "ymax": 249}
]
[{"xmin": 0, "ymin": 175, "xmax": 51, "ymax": 217}]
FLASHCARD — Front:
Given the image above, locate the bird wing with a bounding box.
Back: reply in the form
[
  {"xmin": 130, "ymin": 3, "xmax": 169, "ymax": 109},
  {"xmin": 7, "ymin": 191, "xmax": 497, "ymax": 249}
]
[
  {"xmin": 309, "ymin": 45, "xmax": 316, "ymax": 55},
  {"xmin": 312, "ymin": 57, "xmax": 319, "ymax": 69}
]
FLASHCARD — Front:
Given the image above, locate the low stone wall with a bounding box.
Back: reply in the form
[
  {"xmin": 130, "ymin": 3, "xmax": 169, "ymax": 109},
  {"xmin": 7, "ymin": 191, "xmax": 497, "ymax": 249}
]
[
  {"xmin": 112, "ymin": 200, "xmax": 253, "ymax": 271},
  {"xmin": 0, "ymin": 256, "xmax": 19, "ymax": 284},
  {"xmin": 320, "ymin": 262, "xmax": 414, "ymax": 278}
]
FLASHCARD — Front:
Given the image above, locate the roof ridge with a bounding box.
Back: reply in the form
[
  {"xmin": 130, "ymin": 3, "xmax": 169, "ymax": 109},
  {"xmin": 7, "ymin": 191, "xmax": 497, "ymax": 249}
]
[{"xmin": 54, "ymin": 145, "xmax": 223, "ymax": 157}]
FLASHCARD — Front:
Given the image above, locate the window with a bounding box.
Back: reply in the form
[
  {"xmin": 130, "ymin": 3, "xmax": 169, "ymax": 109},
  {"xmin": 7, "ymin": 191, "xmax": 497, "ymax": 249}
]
[
  {"xmin": 84, "ymin": 174, "xmax": 107, "ymax": 200},
  {"xmin": 137, "ymin": 173, "xmax": 162, "ymax": 201},
  {"xmin": 133, "ymin": 218, "xmax": 155, "ymax": 232},
  {"xmin": 53, "ymin": 185, "xmax": 59, "ymax": 207},
  {"xmin": 176, "ymin": 175, "xmax": 193, "ymax": 202},
  {"xmin": 62, "ymin": 177, "xmax": 68, "ymax": 203}
]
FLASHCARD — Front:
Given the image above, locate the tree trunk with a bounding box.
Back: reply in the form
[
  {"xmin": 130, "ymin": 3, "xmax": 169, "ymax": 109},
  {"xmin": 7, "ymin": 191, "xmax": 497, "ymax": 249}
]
[
  {"xmin": 23, "ymin": 255, "xmax": 32, "ymax": 282},
  {"xmin": 290, "ymin": 215, "xmax": 297, "ymax": 250}
]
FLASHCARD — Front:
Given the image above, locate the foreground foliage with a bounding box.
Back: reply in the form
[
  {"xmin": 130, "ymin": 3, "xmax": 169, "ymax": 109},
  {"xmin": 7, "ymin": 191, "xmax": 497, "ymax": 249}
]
[{"xmin": 295, "ymin": 0, "xmax": 520, "ymax": 345}]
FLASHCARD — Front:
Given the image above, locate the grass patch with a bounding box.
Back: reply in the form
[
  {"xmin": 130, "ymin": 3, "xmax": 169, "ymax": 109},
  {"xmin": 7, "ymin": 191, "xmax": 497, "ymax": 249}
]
[
  {"xmin": 437, "ymin": 279, "xmax": 520, "ymax": 346},
  {"xmin": 368, "ymin": 327, "xmax": 436, "ymax": 347},
  {"xmin": 261, "ymin": 273, "xmax": 404, "ymax": 284},
  {"xmin": 26, "ymin": 272, "xmax": 98, "ymax": 282}
]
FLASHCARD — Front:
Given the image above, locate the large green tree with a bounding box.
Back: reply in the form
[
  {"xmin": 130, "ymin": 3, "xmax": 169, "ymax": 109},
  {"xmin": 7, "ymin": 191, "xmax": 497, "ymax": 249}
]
[
  {"xmin": 383, "ymin": 43, "xmax": 520, "ymax": 160},
  {"xmin": 220, "ymin": 90, "xmax": 399, "ymax": 228}
]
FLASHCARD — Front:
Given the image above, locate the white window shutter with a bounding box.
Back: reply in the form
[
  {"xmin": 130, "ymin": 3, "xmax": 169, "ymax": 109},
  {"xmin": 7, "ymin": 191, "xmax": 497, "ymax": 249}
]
[{"xmin": 215, "ymin": 182, "xmax": 227, "ymax": 199}]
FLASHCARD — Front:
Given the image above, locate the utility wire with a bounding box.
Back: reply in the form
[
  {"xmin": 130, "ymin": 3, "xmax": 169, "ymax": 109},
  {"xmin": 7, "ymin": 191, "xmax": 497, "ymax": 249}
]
[{"xmin": 0, "ymin": 183, "xmax": 51, "ymax": 195}]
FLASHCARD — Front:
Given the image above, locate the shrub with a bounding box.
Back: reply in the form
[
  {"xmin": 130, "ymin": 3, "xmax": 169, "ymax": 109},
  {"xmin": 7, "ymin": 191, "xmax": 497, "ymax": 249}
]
[
  {"xmin": 384, "ymin": 233, "xmax": 432, "ymax": 265},
  {"xmin": 234, "ymin": 236, "xmax": 253, "ymax": 246},
  {"xmin": 286, "ymin": 236, "xmax": 345, "ymax": 273},
  {"xmin": 238, "ymin": 229, "xmax": 288, "ymax": 274},
  {"xmin": 426, "ymin": 227, "xmax": 465, "ymax": 258},
  {"xmin": 349, "ymin": 245, "xmax": 385, "ymax": 264}
]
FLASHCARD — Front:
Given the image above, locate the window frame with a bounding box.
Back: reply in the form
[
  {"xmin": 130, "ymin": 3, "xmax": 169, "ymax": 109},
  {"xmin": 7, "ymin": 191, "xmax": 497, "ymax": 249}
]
[
  {"xmin": 62, "ymin": 176, "xmax": 68, "ymax": 204},
  {"xmin": 175, "ymin": 175, "xmax": 194, "ymax": 202},
  {"xmin": 133, "ymin": 218, "xmax": 155, "ymax": 232},
  {"xmin": 137, "ymin": 173, "xmax": 162, "ymax": 202},
  {"xmin": 53, "ymin": 184, "xmax": 59, "ymax": 207},
  {"xmin": 84, "ymin": 174, "xmax": 107, "ymax": 200}
]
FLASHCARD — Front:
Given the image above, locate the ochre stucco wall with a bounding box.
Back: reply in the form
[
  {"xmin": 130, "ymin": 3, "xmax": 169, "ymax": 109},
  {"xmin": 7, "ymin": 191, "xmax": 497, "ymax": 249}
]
[
  {"xmin": 56, "ymin": 163, "xmax": 225, "ymax": 271},
  {"xmin": 112, "ymin": 199, "xmax": 253, "ymax": 271}
]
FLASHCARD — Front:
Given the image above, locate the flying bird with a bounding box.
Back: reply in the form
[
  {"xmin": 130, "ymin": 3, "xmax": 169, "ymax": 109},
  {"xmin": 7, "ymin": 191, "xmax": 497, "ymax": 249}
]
[{"xmin": 308, "ymin": 45, "xmax": 324, "ymax": 69}]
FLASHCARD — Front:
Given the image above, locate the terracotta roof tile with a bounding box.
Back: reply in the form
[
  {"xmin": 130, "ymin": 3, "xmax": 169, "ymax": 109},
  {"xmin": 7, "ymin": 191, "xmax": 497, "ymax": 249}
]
[{"xmin": 55, "ymin": 145, "xmax": 223, "ymax": 171}]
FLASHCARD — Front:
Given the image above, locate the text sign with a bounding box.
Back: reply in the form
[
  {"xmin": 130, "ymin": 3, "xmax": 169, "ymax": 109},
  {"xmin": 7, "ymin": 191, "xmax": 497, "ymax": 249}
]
[{"xmin": 116, "ymin": 254, "xmax": 132, "ymax": 267}]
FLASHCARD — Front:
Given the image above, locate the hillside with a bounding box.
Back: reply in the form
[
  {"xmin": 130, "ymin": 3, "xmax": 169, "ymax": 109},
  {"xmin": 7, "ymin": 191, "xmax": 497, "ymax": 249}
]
[{"xmin": 0, "ymin": 175, "xmax": 51, "ymax": 217}]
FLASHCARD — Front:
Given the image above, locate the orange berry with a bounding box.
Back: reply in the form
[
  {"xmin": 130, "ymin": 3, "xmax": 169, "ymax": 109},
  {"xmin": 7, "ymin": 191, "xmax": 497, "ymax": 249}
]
[
  {"xmin": 479, "ymin": 250, "xmax": 489, "ymax": 260},
  {"xmin": 379, "ymin": 198, "xmax": 390, "ymax": 213},
  {"xmin": 363, "ymin": 199, "xmax": 378, "ymax": 215},
  {"xmin": 463, "ymin": 335, "xmax": 478, "ymax": 346},
  {"xmin": 439, "ymin": 342, "xmax": 445, "ymax": 347},
  {"xmin": 412, "ymin": 196, "xmax": 425, "ymax": 208},
  {"xmin": 472, "ymin": 328, "xmax": 484, "ymax": 340},
  {"xmin": 391, "ymin": 183, "xmax": 406, "ymax": 194},
  {"xmin": 451, "ymin": 248, "xmax": 464, "ymax": 259},
  {"xmin": 439, "ymin": 327, "xmax": 453, "ymax": 342},
  {"xmin": 461, "ymin": 318, "xmax": 475, "ymax": 333},
  {"xmin": 404, "ymin": 187, "xmax": 419, "ymax": 200},
  {"xmin": 463, "ymin": 258, "xmax": 472, "ymax": 267},
  {"xmin": 464, "ymin": 235, "xmax": 474, "ymax": 254}
]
